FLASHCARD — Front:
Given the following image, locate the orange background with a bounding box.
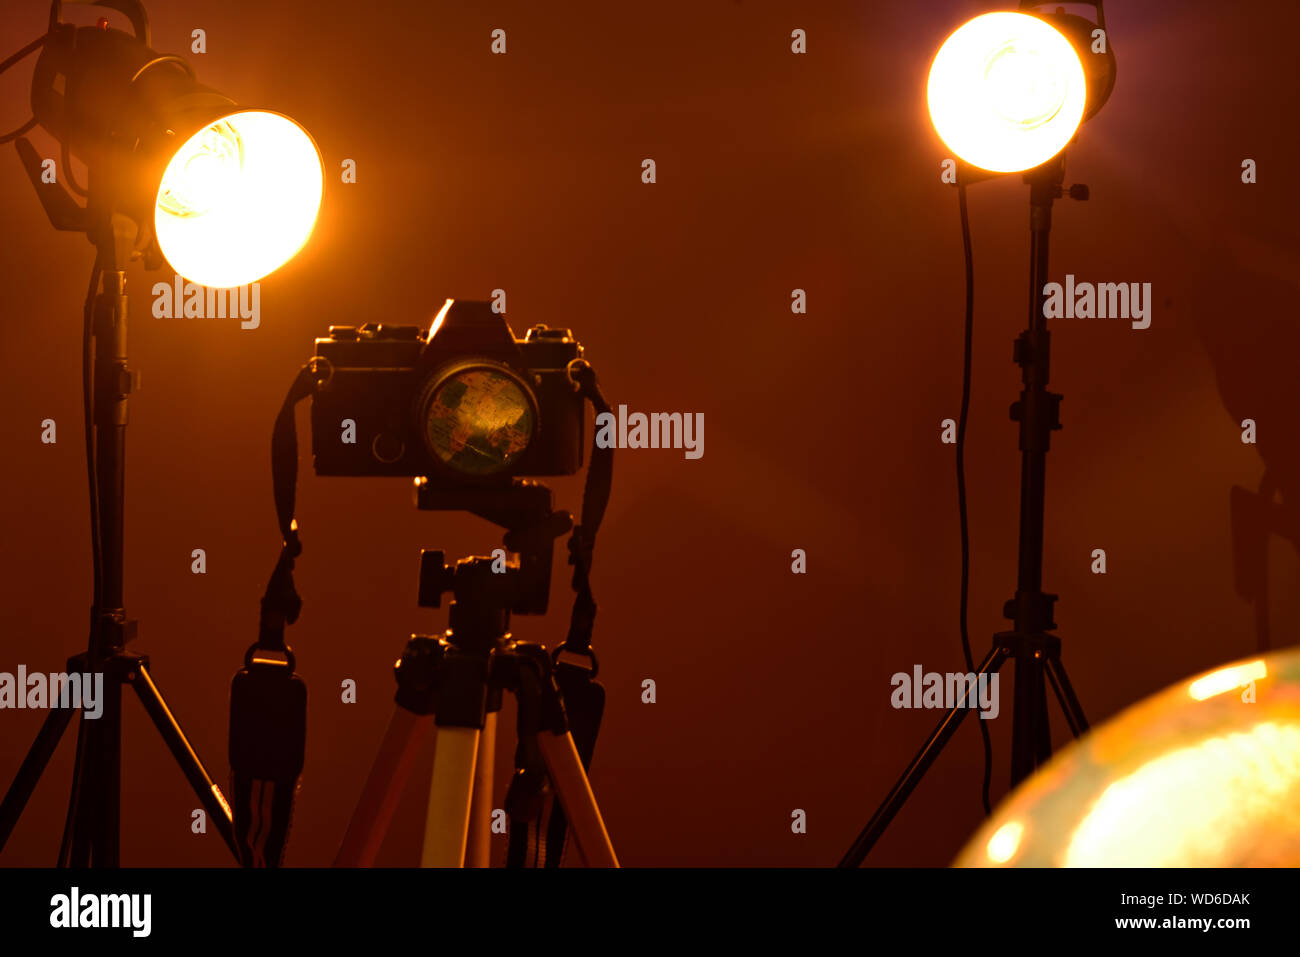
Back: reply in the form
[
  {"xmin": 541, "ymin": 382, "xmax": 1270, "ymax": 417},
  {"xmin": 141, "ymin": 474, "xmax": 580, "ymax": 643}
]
[{"xmin": 1, "ymin": 0, "xmax": 1297, "ymax": 866}]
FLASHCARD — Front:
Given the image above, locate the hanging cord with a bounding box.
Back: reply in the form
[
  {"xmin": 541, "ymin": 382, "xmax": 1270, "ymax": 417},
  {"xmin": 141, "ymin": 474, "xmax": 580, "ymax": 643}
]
[
  {"xmin": 81, "ymin": 265, "xmax": 104, "ymax": 612},
  {"xmin": 0, "ymin": 34, "xmax": 47, "ymax": 144},
  {"xmin": 955, "ymin": 181, "xmax": 994, "ymax": 817},
  {"xmin": 57, "ymin": 262, "xmax": 103, "ymax": 867}
]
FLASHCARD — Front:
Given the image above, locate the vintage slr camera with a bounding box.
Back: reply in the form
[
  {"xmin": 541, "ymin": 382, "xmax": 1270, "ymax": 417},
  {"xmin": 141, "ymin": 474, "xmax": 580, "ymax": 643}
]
[{"xmin": 310, "ymin": 300, "xmax": 585, "ymax": 485}]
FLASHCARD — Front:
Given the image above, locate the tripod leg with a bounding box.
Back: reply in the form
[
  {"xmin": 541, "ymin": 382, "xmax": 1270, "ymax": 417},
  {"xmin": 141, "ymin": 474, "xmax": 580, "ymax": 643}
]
[
  {"xmin": 1010, "ymin": 651, "xmax": 1038, "ymax": 787},
  {"xmin": 335, "ymin": 706, "xmax": 431, "ymax": 866},
  {"xmin": 57, "ymin": 718, "xmax": 88, "ymax": 867},
  {"xmin": 1012, "ymin": 650, "xmax": 1060, "ymax": 787},
  {"xmin": 464, "ymin": 711, "xmax": 497, "ymax": 868},
  {"xmin": 1033, "ymin": 656, "xmax": 1052, "ymax": 765},
  {"xmin": 129, "ymin": 664, "xmax": 238, "ymax": 861},
  {"xmin": 1044, "ymin": 656, "xmax": 1089, "ymax": 734},
  {"xmin": 0, "ymin": 708, "xmax": 75, "ymax": 852},
  {"xmin": 421, "ymin": 725, "xmax": 480, "ymax": 867},
  {"xmin": 1043, "ymin": 659, "xmax": 1079, "ymax": 737},
  {"xmin": 98, "ymin": 673, "xmax": 123, "ymax": 866},
  {"xmin": 537, "ymin": 731, "xmax": 618, "ymax": 867},
  {"xmin": 68, "ymin": 716, "xmax": 99, "ymax": 867},
  {"xmin": 839, "ymin": 645, "xmax": 1006, "ymax": 868}
]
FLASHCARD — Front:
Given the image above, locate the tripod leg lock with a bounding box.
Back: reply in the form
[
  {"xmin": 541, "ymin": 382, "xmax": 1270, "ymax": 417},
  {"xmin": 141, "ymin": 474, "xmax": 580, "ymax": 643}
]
[
  {"xmin": 91, "ymin": 611, "xmax": 137, "ymax": 657},
  {"xmin": 992, "ymin": 629, "xmax": 1062, "ymax": 661},
  {"xmin": 393, "ymin": 635, "xmax": 445, "ymax": 715}
]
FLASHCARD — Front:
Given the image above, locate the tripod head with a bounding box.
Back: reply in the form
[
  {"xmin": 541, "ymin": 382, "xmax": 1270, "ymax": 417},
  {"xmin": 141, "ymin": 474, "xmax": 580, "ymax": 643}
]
[
  {"xmin": 413, "ymin": 477, "xmax": 572, "ymax": 621},
  {"xmin": 394, "ymin": 479, "xmax": 575, "ymax": 730}
]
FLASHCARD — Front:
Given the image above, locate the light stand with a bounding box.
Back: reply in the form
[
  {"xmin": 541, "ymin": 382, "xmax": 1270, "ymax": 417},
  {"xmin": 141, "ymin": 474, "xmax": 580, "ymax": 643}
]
[
  {"xmin": 0, "ymin": 0, "xmax": 321, "ymax": 865},
  {"xmin": 839, "ymin": 156, "xmax": 1091, "ymax": 867},
  {"xmin": 0, "ymin": 191, "xmax": 238, "ymax": 865}
]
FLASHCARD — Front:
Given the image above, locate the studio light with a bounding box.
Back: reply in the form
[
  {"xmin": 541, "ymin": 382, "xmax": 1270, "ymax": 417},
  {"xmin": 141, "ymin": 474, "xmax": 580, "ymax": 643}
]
[
  {"xmin": 0, "ymin": 0, "xmax": 324, "ymax": 868},
  {"xmin": 841, "ymin": 2, "xmax": 1116, "ymax": 867},
  {"xmin": 153, "ymin": 112, "xmax": 322, "ymax": 288},
  {"xmin": 927, "ymin": 7, "xmax": 1115, "ymax": 174},
  {"xmin": 28, "ymin": 6, "xmax": 323, "ymax": 286}
]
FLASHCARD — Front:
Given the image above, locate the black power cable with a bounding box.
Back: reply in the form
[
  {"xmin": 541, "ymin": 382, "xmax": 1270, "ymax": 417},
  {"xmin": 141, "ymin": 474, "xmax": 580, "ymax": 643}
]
[
  {"xmin": 58, "ymin": 262, "xmax": 103, "ymax": 866},
  {"xmin": 82, "ymin": 265, "xmax": 103, "ymax": 608},
  {"xmin": 0, "ymin": 34, "xmax": 47, "ymax": 144},
  {"xmin": 954, "ymin": 181, "xmax": 993, "ymax": 817},
  {"xmin": 7, "ymin": 26, "xmax": 105, "ymax": 860},
  {"xmin": 3, "ymin": 30, "xmax": 101, "ymax": 604}
]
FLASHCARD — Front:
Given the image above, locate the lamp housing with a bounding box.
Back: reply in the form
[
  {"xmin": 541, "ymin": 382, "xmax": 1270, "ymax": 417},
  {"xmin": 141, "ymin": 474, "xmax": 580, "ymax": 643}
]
[{"xmin": 28, "ymin": 17, "xmax": 323, "ymax": 287}]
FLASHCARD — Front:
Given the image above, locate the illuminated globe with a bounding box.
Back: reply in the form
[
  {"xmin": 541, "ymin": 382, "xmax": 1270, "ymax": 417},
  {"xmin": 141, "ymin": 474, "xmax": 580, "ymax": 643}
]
[
  {"xmin": 423, "ymin": 367, "xmax": 536, "ymax": 476},
  {"xmin": 955, "ymin": 649, "xmax": 1300, "ymax": 867}
]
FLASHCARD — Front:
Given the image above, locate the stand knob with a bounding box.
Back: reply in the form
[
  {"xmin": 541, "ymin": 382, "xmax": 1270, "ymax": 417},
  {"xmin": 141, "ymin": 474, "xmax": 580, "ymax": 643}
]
[{"xmin": 417, "ymin": 550, "xmax": 453, "ymax": 607}]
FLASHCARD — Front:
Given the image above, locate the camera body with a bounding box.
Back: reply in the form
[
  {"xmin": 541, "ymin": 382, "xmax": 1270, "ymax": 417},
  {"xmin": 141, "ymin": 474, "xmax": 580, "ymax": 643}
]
[{"xmin": 310, "ymin": 300, "xmax": 584, "ymax": 485}]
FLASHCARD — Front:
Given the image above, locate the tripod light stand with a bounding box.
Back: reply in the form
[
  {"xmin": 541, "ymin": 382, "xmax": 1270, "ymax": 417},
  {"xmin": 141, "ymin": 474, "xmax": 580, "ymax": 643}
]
[
  {"xmin": 840, "ymin": 5, "xmax": 1116, "ymax": 867},
  {"xmin": 0, "ymin": 0, "xmax": 323, "ymax": 866}
]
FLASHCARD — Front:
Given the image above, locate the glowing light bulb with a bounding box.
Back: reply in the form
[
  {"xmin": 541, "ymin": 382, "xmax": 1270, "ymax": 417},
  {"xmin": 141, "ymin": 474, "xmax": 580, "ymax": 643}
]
[
  {"xmin": 927, "ymin": 12, "xmax": 1087, "ymax": 173},
  {"xmin": 984, "ymin": 45, "xmax": 1067, "ymax": 129},
  {"xmin": 154, "ymin": 110, "xmax": 323, "ymax": 289},
  {"xmin": 156, "ymin": 121, "xmax": 243, "ymax": 218}
]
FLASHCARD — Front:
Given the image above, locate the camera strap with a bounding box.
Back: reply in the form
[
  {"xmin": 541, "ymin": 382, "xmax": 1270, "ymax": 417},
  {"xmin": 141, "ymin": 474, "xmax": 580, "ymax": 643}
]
[
  {"xmin": 537, "ymin": 359, "xmax": 613, "ymax": 866},
  {"xmin": 562, "ymin": 359, "xmax": 614, "ymax": 660},
  {"xmin": 228, "ymin": 363, "xmax": 318, "ymax": 867}
]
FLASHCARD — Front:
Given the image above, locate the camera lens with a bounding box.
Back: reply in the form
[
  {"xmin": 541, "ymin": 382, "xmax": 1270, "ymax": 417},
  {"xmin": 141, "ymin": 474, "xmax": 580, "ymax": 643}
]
[{"xmin": 419, "ymin": 364, "xmax": 537, "ymax": 477}]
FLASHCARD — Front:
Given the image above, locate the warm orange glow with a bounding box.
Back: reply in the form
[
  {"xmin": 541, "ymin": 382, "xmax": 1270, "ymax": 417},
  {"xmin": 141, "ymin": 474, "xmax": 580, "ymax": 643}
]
[
  {"xmin": 986, "ymin": 820, "xmax": 1024, "ymax": 864},
  {"xmin": 927, "ymin": 12, "xmax": 1087, "ymax": 173},
  {"xmin": 1064, "ymin": 722, "xmax": 1300, "ymax": 867},
  {"xmin": 155, "ymin": 110, "xmax": 323, "ymax": 288},
  {"xmin": 1188, "ymin": 660, "xmax": 1268, "ymax": 701}
]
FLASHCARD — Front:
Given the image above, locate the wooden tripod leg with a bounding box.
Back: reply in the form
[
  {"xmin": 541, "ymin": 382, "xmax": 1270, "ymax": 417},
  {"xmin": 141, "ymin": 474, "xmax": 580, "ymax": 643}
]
[
  {"xmin": 537, "ymin": 731, "xmax": 619, "ymax": 867},
  {"xmin": 421, "ymin": 725, "xmax": 480, "ymax": 867},
  {"xmin": 463, "ymin": 711, "xmax": 497, "ymax": 867},
  {"xmin": 335, "ymin": 707, "xmax": 430, "ymax": 867}
]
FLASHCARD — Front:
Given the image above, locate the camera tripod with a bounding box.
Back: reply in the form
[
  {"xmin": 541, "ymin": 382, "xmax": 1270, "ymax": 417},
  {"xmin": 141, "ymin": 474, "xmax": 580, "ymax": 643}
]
[
  {"xmin": 0, "ymin": 193, "xmax": 236, "ymax": 865},
  {"xmin": 839, "ymin": 158, "xmax": 1090, "ymax": 866},
  {"xmin": 334, "ymin": 480, "xmax": 617, "ymax": 867}
]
